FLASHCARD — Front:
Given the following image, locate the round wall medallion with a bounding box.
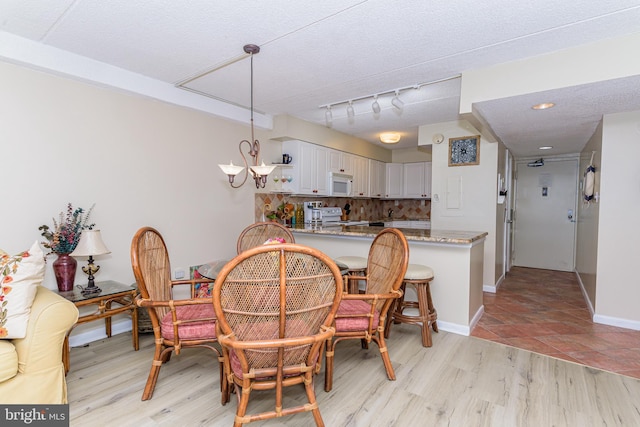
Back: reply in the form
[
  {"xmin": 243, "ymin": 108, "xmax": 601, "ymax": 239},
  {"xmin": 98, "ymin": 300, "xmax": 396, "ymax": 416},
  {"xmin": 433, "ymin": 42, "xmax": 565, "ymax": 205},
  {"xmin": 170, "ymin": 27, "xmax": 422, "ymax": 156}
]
[{"xmin": 432, "ymin": 133, "xmax": 444, "ymax": 144}]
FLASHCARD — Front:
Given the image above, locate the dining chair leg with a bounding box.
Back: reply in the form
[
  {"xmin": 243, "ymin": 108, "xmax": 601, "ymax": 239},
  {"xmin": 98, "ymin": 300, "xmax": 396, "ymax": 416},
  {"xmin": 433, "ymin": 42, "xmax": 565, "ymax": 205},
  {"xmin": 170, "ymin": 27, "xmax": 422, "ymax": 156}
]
[
  {"xmin": 304, "ymin": 373, "xmax": 325, "ymax": 427},
  {"xmin": 141, "ymin": 345, "xmax": 167, "ymax": 400},
  {"xmin": 324, "ymin": 340, "xmax": 335, "ymax": 392},
  {"xmin": 376, "ymin": 336, "xmax": 396, "ymax": 381},
  {"xmin": 234, "ymin": 383, "xmax": 251, "ymax": 427}
]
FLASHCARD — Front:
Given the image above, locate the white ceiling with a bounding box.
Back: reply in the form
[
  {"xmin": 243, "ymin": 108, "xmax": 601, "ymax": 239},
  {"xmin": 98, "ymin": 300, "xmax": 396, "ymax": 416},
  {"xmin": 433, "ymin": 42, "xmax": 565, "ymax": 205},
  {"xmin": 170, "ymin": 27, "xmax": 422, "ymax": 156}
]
[{"xmin": 1, "ymin": 1, "xmax": 640, "ymax": 158}]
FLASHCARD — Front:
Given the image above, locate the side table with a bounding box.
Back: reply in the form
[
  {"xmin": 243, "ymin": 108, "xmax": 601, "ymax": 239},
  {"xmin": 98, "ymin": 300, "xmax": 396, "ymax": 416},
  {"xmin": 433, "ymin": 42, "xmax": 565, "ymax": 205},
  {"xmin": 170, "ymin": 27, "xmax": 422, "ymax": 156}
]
[{"xmin": 58, "ymin": 280, "xmax": 139, "ymax": 374}]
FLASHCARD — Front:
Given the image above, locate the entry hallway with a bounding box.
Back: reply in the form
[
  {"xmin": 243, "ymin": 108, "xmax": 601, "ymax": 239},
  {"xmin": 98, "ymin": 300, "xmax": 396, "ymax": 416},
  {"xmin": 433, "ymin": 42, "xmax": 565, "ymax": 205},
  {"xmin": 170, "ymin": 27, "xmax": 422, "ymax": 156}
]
[
  {"xmin": 471, "ymin": 267, "xmax": 640, "ymax": 379},
  {"xmin": 67, "ymin": 276, "xmax": 640, "ymax": 426}
]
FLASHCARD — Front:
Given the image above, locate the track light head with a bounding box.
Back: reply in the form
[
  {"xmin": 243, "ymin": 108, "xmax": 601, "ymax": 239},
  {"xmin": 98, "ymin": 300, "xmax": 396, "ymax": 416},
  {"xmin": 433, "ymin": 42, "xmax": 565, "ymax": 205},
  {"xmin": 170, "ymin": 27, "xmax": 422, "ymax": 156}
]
[
  {"xmin": 372, "ymin": 96, "xmax": 381, "ymax": 114},
  {"xmin": 391, "ymin": 90, "xmax": 404, "ymax": 110},
  {"xmin": 325, "ymin": 106, "xmax": 332, "ymax": 127},
  {"xmin": 346, "ymin": 101, "xmax": 354, "ymax": 118}
]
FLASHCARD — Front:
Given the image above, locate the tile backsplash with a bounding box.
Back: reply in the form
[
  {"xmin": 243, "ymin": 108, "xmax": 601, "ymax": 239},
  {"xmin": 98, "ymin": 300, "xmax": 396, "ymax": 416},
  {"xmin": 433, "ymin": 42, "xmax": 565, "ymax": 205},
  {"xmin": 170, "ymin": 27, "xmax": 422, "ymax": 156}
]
[{"xmin": 255, "ymin": 194, "xmax": 430, "ymax": 223}]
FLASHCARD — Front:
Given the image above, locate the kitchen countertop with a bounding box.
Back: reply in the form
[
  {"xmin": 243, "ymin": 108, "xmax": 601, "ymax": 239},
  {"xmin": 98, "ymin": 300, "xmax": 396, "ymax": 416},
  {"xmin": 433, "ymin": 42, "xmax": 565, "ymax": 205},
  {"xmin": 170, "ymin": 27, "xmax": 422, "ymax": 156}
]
[{"xmin": 289, "ymin": 224, "xmax": 487, "ymax": 245}]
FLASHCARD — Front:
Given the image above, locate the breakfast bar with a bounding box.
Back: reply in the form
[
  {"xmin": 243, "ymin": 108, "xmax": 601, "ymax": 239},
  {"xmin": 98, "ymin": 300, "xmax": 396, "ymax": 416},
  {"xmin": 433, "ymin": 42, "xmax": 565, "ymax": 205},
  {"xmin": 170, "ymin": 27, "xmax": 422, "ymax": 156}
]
[{"xmin": 291, "ymin": 225, "xmax": 488, "ymax": 335}]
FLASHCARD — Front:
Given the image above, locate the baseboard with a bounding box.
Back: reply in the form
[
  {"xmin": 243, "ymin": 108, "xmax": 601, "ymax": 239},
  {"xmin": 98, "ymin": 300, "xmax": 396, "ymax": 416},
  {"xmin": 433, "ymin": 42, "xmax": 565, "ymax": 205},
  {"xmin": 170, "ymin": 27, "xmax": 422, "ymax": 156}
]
[
  {"xmin": 593, "ymin": 314, "xmax": 640, "ymax": 331},
  {"xmin": 438, "ymin": 306, "xmax": 483, "ymax": 337},
  {"xmin": 68, "ymin": 318, "xmax": 133, "ymax": 347},
  {"xmin": 574, "ymin": 270, "xmax": 595, "ymax": 317},
  {"xmin": 437, "ymin": 320, "xmax": 471, "ymax": 336}
]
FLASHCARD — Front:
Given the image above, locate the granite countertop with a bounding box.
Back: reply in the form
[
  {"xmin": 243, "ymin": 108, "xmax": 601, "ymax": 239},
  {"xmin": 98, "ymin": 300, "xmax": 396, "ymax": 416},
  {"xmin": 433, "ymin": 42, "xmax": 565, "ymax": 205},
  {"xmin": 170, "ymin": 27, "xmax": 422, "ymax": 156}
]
[{"xmin": 289, "ymin": 224, "xmax": 487, "ymax": 245}]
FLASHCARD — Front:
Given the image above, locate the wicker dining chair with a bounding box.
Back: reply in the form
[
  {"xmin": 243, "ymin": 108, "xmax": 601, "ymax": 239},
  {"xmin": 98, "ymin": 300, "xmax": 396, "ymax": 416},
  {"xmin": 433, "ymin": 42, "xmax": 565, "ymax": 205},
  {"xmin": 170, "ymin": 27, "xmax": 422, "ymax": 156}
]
[
  {"xmin": 324, "ymin": 228, "xmax": 409, "ymax": 392},
  {"xmin": 236, "ymin": 221, "xmax": 295, "ymax": 254},
  {"xmin": 213, "ymin": 243, "xmax": 343, "ymax": 427},
  {"xmin": 130, "ymin": 227, "xmax": 222, "ymax": 401}
]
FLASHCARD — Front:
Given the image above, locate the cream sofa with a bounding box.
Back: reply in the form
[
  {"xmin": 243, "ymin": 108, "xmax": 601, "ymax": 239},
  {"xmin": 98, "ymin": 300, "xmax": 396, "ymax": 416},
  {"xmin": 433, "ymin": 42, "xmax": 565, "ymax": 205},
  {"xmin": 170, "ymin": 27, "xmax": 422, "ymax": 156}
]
[{"xmin": 0, "ymin": 286, "xmax": 79, "ymax": 403}]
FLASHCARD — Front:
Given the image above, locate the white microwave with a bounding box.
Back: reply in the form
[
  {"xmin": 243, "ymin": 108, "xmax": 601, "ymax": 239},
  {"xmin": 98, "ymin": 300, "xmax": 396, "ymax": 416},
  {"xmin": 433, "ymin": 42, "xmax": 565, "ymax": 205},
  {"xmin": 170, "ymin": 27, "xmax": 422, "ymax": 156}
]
[{"xmin": 329, "ymin": 172, "xmax": 353, "ymax": 197}]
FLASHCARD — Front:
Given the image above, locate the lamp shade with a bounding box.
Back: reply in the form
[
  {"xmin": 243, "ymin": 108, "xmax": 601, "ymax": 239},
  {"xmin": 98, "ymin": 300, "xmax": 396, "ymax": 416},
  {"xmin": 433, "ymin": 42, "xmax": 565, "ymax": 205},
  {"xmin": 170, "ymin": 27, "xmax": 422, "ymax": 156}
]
[
  {"xmin": 249, "ymin": 161, "xmax": 277, "ymax": 177},
  {"xmin": 70, "ymin": 230, "xmax": 111, "ymax": 257},
  {"xmin": 218, "ymin": 161, "xmax": 245, "ymax": 176}
]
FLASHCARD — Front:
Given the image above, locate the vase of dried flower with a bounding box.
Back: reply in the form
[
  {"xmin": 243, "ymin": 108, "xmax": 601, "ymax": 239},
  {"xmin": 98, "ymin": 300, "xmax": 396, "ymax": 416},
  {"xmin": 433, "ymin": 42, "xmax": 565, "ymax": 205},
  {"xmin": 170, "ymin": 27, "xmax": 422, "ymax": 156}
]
[{"xmin": 53, "ymin": 253, "xmax": 77, "ymax": 292}]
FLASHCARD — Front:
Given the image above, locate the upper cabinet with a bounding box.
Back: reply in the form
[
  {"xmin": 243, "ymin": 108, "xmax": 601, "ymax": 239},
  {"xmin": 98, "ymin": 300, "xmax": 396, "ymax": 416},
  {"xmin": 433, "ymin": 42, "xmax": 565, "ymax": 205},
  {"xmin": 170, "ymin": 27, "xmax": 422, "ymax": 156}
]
[
  {"xmin": 282, "ymin": 140, "xmax": 329, "ymax": 196},
  {"xmin": 385, "ymin": 163, "xmax": 404, "ymax": 199},
  {"xmin": 369, "ymin": 159, "xmax": 386, "ymax": 198},
  {"xmin": 328, "ymin": 150, "xmax": 354, "ymax": 175},
  {"xmin": 352, "ymin": 155, "xmax": 369, "ymax": 197},
  {"xmin": 403, "ymin": 162, "xmax": 432, "ymax": 199}
]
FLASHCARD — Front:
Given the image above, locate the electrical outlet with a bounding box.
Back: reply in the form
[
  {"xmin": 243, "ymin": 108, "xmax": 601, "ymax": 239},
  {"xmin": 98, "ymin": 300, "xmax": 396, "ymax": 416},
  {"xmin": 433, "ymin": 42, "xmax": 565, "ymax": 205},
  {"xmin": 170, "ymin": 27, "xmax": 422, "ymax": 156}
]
[
  {"xmin": 360, "ymin": 206, "xmax": 364, "ymax": 213},
  {"xmin": 174, "ymin": 268, "xmax": 185, "ymax": 279},
  {"xmin": 394, "ymin": 200, "xmax": 399, "ymax": 206}
]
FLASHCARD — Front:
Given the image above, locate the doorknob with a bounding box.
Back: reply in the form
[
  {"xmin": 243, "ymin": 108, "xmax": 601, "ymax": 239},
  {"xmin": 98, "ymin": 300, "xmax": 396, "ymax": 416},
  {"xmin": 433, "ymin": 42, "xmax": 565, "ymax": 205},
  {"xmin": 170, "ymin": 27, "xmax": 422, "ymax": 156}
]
[{"xmin": 568, "ymin": 209, "xmax": 576, "ymax": 222}]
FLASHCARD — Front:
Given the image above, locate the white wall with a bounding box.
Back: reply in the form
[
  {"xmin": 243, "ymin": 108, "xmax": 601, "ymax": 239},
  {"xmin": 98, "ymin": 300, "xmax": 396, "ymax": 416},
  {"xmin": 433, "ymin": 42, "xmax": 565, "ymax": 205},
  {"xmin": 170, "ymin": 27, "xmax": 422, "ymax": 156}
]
[
  {"xmin": 575, "ymin": 122, "xmax": 602, "ymax": 310},
  {"xmin": 0, "ymin": 61, "xmax": 281, "ymax": 341},
  {"xmin": 594, "ymin": 110, "xmax": 640, "ymax": 327},
  {"xmin": 419, "ymin": 121, "xmax": 498, "ymax": 290}
]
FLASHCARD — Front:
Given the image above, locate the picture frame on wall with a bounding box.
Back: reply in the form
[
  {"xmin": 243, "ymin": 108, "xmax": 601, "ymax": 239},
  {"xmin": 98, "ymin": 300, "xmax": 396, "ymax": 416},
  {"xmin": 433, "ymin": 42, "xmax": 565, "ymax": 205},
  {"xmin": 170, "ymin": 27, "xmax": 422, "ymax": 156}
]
[{"xmin": 448, "ymin": 135, "xmax": 480, "ymax": 166}]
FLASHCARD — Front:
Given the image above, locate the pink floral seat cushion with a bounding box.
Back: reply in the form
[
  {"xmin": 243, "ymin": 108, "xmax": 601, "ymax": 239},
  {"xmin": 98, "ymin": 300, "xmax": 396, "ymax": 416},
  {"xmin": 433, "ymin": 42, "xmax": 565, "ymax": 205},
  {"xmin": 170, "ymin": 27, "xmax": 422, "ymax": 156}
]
[
  {"xmin": 160, "ymin": 304, "xmax": 216, "ymax": 341},
  {"xmin": 334, "ymin": 299, "xmax": 380, "ymax": 332}
]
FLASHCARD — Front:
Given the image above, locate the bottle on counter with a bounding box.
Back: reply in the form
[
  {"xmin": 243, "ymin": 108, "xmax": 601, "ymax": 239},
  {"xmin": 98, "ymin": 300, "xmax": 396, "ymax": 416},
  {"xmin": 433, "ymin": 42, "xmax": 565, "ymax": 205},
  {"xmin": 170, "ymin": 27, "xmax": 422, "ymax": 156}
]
[{"xmin": 295, "ymin": 204, "xmax": 304, "ymax": 225}]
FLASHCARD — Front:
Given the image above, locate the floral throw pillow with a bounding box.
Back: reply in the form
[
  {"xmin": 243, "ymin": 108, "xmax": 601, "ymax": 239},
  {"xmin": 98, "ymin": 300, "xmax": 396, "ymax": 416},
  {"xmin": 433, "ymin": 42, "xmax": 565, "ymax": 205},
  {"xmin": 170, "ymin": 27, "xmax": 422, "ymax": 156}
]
[{"xmin": 0, "ymin": 241, "xmax": 45, "ymax": 339}]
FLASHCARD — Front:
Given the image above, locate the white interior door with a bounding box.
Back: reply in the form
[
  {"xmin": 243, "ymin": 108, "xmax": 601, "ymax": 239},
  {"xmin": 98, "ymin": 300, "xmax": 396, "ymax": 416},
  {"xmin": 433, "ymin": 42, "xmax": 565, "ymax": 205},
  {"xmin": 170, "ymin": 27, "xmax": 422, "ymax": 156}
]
[{"xmin": 513, "ymin": 158, "xmax": 578, "ymax": 271}]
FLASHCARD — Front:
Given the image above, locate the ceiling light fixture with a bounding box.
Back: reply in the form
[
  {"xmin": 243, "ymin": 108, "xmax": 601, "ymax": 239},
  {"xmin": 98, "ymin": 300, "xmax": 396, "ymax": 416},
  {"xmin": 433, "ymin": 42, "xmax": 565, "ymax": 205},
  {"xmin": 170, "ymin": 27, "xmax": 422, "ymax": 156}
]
[
  {"xmin": 318, "ymin": 74, "xmax": 460, "ymax": 119},
  {"xmin": 380, "ymin": 132, "xmax": 401, "ymax": 144},
  {"xmin": 539, "ymin": 146, "xmax": 553, "ymax": 150},
  {"xmin": 346, "ymin": 101, "xmax": 355, "ymax": 119},
  {"xmin": 325, "ymin": 106, "xmax": 333, "ymax": 126},
  {"xmin": 372, "ymin": 95, "xmax": 381, "ymax": 114},
  {"xmin": 532, "ymin": 102, "xmax": 555, "ymax": 110},
  {"xmin": 391, "ymin": 90, "xmax": 404, "ymax": 110},
  {"xmin": 218, "ymin": 44, "xmax": 276, "ymax": 189}
]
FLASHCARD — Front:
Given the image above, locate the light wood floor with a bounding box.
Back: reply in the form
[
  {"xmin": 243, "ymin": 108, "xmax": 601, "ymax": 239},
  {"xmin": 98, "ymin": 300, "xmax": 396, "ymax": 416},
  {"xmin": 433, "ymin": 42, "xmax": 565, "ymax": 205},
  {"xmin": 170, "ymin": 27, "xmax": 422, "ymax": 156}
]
[{"xmin": 67, "ymin": 322, "xmax": 640, "ymax": 426}]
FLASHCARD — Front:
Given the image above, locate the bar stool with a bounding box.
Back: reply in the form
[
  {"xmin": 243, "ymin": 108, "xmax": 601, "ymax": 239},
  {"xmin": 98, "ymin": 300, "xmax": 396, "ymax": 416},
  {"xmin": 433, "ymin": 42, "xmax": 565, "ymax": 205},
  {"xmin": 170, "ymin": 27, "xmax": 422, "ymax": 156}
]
[
  {"xmin": 385, "ymin": 264, "xmax": 438, "ymax": 347},
  {"xmin": 334, "ymin": 256, "xmax": 367, "ymax": 294}
]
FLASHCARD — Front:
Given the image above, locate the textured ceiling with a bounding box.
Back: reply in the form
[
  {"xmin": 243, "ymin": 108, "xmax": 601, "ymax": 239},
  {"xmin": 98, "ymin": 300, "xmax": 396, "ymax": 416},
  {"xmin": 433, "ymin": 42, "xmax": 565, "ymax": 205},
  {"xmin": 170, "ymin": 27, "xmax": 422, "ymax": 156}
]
[{"xmin": 1, "ymin": 1, "xmax": 640, "ymax": 157}]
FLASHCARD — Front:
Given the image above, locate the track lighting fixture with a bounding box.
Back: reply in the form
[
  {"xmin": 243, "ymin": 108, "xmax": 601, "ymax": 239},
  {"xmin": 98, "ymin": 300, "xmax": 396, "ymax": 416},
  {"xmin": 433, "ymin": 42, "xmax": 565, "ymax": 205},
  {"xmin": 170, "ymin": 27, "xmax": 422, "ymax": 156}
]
[
  {"xmin": 391, "ymin": 90, "xmax": 404, "ymax": 110},
  {"xmin": 317, "ymin": 74, "xmax": 460, "ymax": 122},
  {"xmin": 346, "ymin": 101, "xmax": 355, "ymax": 119},
  {"xmin": 325, "ymin": 106, "xmax": 333, "ymax": 126},
  {"xmin": 372, "ymin": 96, "xmax": 381, "ymax": 114}
]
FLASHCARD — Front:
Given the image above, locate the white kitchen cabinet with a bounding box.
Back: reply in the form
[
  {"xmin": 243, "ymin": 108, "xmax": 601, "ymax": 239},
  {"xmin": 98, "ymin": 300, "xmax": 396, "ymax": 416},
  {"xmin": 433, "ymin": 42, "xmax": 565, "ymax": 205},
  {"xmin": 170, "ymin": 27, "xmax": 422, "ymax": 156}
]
[
  {"xmin": 352, "ymin": 155, "xmax": 369, "ymax": 197},
  {"xmin": 328, "ymin": 149, "xmax": 354, "ymax": 175},
  {"xmin": 282, "ymin": 140, "xmax": 329, "ymax": 195},
  {"xmin": 368, "ymin": 159, "xmax": 386, "ymax": 198},
  {"xmin": 385, "ymin": 163, "xmax": 403, "ymax": 198},
  {"xmin": 402, "ymin": 162, "xmax": 432, "ymax": 199}
]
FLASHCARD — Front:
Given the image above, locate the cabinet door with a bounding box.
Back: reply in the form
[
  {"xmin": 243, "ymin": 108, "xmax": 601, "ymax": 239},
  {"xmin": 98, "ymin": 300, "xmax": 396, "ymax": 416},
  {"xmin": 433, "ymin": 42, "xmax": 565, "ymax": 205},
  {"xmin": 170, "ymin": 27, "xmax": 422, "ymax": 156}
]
[
  {"xmin": 368, "ymin": 159, "xmax": 385, "ymax": 198},
  {"xmin": 403, "ymin": 163, "xmax": 426, "ymax": 198},
  {"xmin": 314, "ymin": 147, "xmax": 329, "ymax": 195},
  {"xmin": 352, "ymin": 155, "xmax": 369, "ymax": 197},
  {"xmin": 423, "ymin": 162, "xmax": 432, "ymax": 198},
  {"xmin": 385, "ymin": 163, "xmax": 403, "ymax": 198},
  {"xmin": 328, "ymin": 150, "xmax": 353, "ymax": 174},
  {"xmin": 297, "ymin": 142, "xmax": 316, "ymax": 194}
]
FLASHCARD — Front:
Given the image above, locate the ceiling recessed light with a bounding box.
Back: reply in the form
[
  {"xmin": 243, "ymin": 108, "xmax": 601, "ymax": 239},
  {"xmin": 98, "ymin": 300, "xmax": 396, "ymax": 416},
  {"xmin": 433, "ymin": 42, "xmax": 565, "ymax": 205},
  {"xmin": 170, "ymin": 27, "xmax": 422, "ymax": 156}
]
[
  {"xmin": 532, "ymin": 102, "xmax": 555, "ymax": 110},
  {"xmin": 380, "ymin": 132, "xmax": 401, "ymax": 144},
  {"xmin": 539, "ymin": 146, "xmax": 553, "ymax": 150}
]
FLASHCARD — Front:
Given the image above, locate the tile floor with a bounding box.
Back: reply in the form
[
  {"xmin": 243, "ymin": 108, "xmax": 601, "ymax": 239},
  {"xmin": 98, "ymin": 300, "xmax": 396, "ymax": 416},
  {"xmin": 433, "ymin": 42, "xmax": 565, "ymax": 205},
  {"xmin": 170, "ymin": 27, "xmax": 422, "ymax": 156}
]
[{"xmin": 471, "ymin": 266, "xmax": 640, "ymax": 379}]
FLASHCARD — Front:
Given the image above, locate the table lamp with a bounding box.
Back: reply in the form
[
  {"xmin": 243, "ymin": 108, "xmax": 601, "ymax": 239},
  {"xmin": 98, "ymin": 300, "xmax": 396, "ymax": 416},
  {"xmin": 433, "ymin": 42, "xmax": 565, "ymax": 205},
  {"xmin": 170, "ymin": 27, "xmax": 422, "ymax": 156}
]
[{"xmin": 70, "ymin": 229, "xmax": 111, "ymax": 295}]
